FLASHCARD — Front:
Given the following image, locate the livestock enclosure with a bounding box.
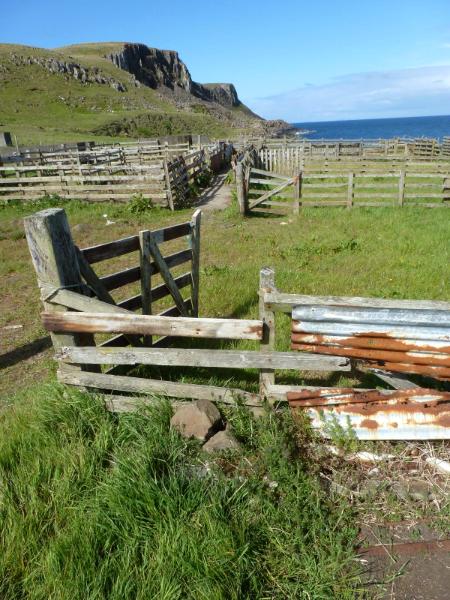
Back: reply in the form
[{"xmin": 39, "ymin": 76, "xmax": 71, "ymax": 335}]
[
  {"xmin": 24, "ymin": 207, "xmax": 450, "ymax": 440},
  {"xmin": 235, "ymin": 144, "xmax": 450, "ymax": 213},
  {"xmin": 0, "ymin": 140, "xmax": 232, "ymax": 209}
]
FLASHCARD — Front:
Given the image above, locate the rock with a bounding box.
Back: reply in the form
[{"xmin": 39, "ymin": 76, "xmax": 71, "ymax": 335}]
[
  {"xmin": 170, "ymin": 400, "xmax": 221, "ymax": 441},
  {"xmin": 408, "ymin": 481, "xmax": 431, "ymax": 502},
  {"xmin": 202, "ymin": 429, "xmax": 240, "ymax": 453}
]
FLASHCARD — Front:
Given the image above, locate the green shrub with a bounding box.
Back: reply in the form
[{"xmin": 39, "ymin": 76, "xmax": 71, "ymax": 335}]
[{"xmin": 128, "ymin": 193, "xmax": 154, "ymax": 214}]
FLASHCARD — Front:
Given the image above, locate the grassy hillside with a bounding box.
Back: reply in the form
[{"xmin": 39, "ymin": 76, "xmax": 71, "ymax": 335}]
[{"xmin": 0, "ymin": 43, "xmax": 260, "ymax": 145}]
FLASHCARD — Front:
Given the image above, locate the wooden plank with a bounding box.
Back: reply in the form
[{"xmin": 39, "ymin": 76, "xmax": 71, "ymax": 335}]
[
  {"xmin": 190, "ymin": 209, "xmax": 201, "ymax": 317},
  {"xmin": 147, "ymin": 232, "xmax": 189, "ymax": 316},
  {"xmin": 43, "ymin": 312, "xmax": 264, "ymax": 340},
  {"xmin": 100, "ymin": 248, "xmax": 192, "ymax": 291},
  {"xmin": 250, "ymin": 167, "xmax": 292, "ymax": 180},
  {"xmin": 249, "ymin": 179, "xmax": 293, "ymax": 209},
  {"xmin": 151, "ymin": 222, "xmax": 191, "ymax": 244},
  {"xmin": 58, "ymin": 369, "xmax": 262, "ymax": 407},
  {"xmin": 58, "ymin": 346, "xmax": 350, "ymax": 370},
  {"xmin": 139, "ymin": 230, "xmax": 152, "ymax": 345},
  {"xmin": 265, "ymin": 291, "xmax": 450, "ymax": 313},
  {"xmin": 81, "ymin": 235, "xmax": 139, "ymax": 264}
]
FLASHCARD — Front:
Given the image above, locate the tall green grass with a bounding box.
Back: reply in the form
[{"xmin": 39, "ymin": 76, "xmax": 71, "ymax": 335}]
[{"xmin": 0, "ymin": 386, "xmax": 361, "ymax": 599}]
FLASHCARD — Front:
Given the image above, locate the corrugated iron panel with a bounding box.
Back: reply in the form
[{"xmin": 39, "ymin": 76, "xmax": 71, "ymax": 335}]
[
  {"xmin": 291, "ymin": 304, "xmax": 450, "ymax": 380},
  {"xmin": 288, "ymin": 388, "xmax": 450, "ymax": 440}
]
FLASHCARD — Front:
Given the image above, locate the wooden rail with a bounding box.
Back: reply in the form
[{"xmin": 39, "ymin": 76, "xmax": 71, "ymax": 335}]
[{"xmin": 1, "ymin": 142, "xmax": 231, "ymax": 209}]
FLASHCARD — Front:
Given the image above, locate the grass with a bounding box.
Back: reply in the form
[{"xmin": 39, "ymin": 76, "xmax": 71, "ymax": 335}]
[
  {"xmin": 0, "ymin": 43, "xmax": 255, "ymax": 144},
  {"xmin": 0, "ymin": 385, "xmax": 362, "ymax": 599}
]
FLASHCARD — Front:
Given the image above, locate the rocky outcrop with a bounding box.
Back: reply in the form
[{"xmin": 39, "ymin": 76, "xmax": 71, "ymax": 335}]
[
  {"xmin": 8, "ymin": 53, "xmax": 126, "ymax": 92},
  {"xmin": 105, "ymin": 43, "xmax": 243, "ymax": 109},
  {"xmin": 107, "ymin": 43, "xmax": 192, "ymax": 93},
  {"xmin": 193, "ymin": 83, "xmax": 240, "ymax": 107}
]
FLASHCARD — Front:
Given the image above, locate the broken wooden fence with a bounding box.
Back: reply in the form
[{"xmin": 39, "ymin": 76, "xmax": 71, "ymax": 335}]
[{"xmin": 25, "ymin": 208, "xmax": 344, "ymax": 413}]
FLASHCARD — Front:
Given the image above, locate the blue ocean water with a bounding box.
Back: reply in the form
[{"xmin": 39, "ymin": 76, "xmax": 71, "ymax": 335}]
[{"xmin": 292, "ymin": 115, "xmax": 450, "ymax": 141}]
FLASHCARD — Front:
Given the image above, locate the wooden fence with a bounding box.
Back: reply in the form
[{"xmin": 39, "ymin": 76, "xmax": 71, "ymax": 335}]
[
  {"xmin": 241, "ymin": 167, "xmax": 450, "ymax": 213},
  {"xmin": 0, "ymin": 143, "xmax": 231, "ymax": 209},
  {"xmin": 234, "ymin": 136, "xmax": 450, "ymax": 160},
  {"xmin": 257, "ymin": 147, "xmax": 450, "ymax": 177},
  {"xmin": 24, "ymin": 211, "xmax": 450, "ymax": 439},
  {"xmin": 25, "ymin": 208, "xmax": 346, "ymax": 411}
]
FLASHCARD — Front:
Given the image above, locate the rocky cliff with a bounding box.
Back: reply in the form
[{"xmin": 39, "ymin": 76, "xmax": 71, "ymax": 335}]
[{"xmin": 106, "ymin": 43, "xmax": 245, "ymax": 110}]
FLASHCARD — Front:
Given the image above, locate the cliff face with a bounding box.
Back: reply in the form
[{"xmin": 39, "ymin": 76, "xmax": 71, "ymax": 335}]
[
  {"xmin": 107, "ymin": 43, "xmax": 192, "ymax": 92},
  {"xmin": 106, "ymin": 43, "xmax": 242, "ymax": 109}
]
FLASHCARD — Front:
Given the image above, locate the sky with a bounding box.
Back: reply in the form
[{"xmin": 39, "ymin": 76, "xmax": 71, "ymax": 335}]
[{"xmin": 3, "ymin": 0, "xmax": 450, "ymax": 122}]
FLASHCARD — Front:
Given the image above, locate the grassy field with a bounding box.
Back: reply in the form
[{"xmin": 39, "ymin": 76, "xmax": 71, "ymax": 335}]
[
  {"xmin": 0, "ymin": 43, "xmax": 255, "ymax": 144},
  {"xmin": 1, "ymin": 199, "xmax": 449, "ymax": 598}
]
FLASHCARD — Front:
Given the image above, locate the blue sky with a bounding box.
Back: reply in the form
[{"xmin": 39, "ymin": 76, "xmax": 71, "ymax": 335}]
[{"xmin": 3, "ymin": 0, "xmax": 450, "ymax": 122}]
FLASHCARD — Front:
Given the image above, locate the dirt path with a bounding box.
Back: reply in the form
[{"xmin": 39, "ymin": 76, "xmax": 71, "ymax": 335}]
[{"xmin": 194, "ymin": 172, "xmax": 232, "ymax": 211}]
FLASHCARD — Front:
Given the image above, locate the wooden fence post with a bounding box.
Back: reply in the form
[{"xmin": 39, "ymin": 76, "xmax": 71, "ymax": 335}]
[
  {"xmin": 139, "ymin": 230, "xmax": 152, "ymax": 346},
  {"xmin": 163, "ymin": 158, "xmax": 175, "ymax": 211},
  {"xmin": 398, "ymin": 170, "xmax": 405, "ymax": 207},
  {"xmin": 236, "ymin": 162, "xmax": 247, "ymax": 215},
  {"xmin": 23, "ymin": 208, "xmax": 96, "ymax": 372},
  {"xmin": 293, "ymin": 172, "xmax": 301, "ymax": 214},
  {"xmin": 190, "ymin": 209, "xmax": 202, "ymax": 317},
  {"xmin": 347, "ymin": 172, "xmax": 354, "ymax": 208},
  {"xmin": 259, "ymin": 267, "xmax": 276, "ymax": 401}
]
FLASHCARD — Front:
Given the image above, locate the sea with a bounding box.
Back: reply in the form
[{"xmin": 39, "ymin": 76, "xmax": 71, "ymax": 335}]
[{"xmin": 292, "ymin": 115, "xmax": 450, "ymax": 141}]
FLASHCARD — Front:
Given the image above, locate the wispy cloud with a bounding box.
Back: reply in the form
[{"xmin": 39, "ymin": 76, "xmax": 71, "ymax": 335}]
[{"xmin": 244, "ymin": 65, "xmax": 450, "ymax": 122}]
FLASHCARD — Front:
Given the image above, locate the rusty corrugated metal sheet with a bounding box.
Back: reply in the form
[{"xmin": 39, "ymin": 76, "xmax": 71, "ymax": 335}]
[
  {"xmin": 291, "ymin": 305, "xmax": 450, "ymax": 380},
  {"xmin": 287, "ymin": 387, "xmax": 450, "ymax": 440}
]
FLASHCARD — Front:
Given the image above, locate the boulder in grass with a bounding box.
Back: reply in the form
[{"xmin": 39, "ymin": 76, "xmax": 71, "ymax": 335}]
[
  {"xmin": 170, "ymin": 400, "xmax": 221, "ymax": 441},
  {"xmin": 202, "ymin": 429, "xmax": 240, "ymax": 453}
]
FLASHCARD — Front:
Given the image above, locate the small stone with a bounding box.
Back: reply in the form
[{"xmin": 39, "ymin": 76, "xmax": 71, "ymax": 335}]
[
  {"xmin": 170, "ymin": 400, "xmax": 221, "ymax": 441},
  {"xmin": 408, "ymin": 481, "xmax": 431, "ymax": 502},
  {"xmin": 202, "ymin": 429, "xmax": 240, "ymax": 453}
]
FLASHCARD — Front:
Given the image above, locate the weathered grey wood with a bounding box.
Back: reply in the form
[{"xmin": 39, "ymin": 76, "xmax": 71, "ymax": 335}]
[
  {"xmin": 259, "ymin": 267, "xmax": 276, "ymax": 398},
  {"xmin": 293, "ymin": 173, "xmax": 301, "ymax": 214},
  {"xmin": 81, "ymin": 235, "xmax": 139, "ymax": 264},
  {"xmin": 236, "ymin": 162, "xmax": 246, "ymax": 215},
  {"xmin": 249, "ymin": 180, "xmax": 292, "ymax": 209},
  {"xmin": 58, "ymin": 346, "xmax": 349, "ymax": 370},
  {"xmin": 58, "ymin": 369, "xmax": 262, "ymax": 406},
  {"xmin": 23, "ymin": 208, "xmax": 96, "ymax": 373},
  {"xmin": 190, "ymin": 209, "xmax": 201, "ymax": 317},
  {"xmin": 100, "ymin": 249, "xmax": 192, "ymax": 291},
  {"xmin": 347, "ymin": 172, "xmax": 354, "ymax": 208},
  {"xmin": 163, "ymin": 158, "xmax": 175, "ymax": 210},
  {"xmin": 151, "ymin": 222, "xmax": 191, "ymax": 245},
  {"xmin": 367, "ymin": 368, "xmax": 420, "ymax": 390},
  {"xmin": 265, "ymin": 291, "xmax": 450, "ymax": 313},
  {"xmin": 75, "ymin": 247, "xmax": 117, "ymax": 305},
  {"xmin": 43, "ymin": 312, "xmax": 264, "ymax": 340},
  {"xmin": 139, "ymin": 230, "xmax": 152, "ymax": 346},
  {"xmin": 102, "ymin": 395, "xmax": 189, "ymax": 413},
  {"xmin": 250, "ymin": 167, "xmax": 292, "ymax": 180},
  {"xmin": 46, "ymin": 287, "xmax": 134, "ymax": 315},
  {"xmin": 147, "ymin": 232, "xmax": 189, "ymax": 316}
]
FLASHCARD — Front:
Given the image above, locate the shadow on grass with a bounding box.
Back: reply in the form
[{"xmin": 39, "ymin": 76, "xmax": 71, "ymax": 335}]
[{"xmin": 0, "ymin": 336, "xmax": 52, "ymax": 370}]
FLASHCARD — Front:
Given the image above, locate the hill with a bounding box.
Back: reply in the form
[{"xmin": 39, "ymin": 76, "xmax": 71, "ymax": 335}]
[{"xmin": 0, "ymin": 42, "xmax": 291, "ymax": 144}]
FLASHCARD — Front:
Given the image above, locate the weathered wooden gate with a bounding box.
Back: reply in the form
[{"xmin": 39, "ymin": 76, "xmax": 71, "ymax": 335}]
[{"xmin": 246, "ymin": 167, "xmax": 300, "ymax": 214}]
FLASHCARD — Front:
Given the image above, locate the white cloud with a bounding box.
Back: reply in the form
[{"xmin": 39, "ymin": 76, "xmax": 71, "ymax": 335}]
[{"xmin": 244, "ymin": 65, "xmax": 450, "ymax": 122}]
